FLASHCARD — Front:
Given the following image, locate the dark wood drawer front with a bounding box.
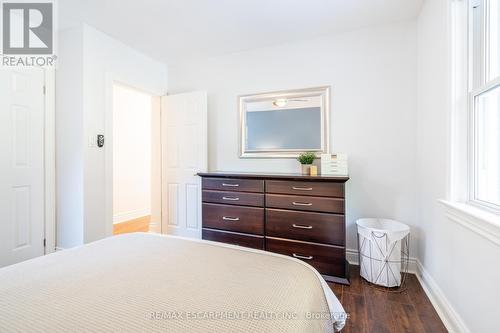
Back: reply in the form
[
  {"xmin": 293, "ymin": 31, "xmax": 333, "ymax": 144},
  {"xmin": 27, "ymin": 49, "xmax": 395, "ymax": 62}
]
[
  {"xmin": 202, "ymin": 190, "xmax": 264, "ymax": 207},
  {"xmin": 202, "ymin": 203, "xmax": 264, "ymax": 235},
  {"xmin": 203, "ymin": 228, "xmax": 264, "ymax": 250},
  {"xmin": 266, "ymin": 237, "xmax": 345, "ymax": 277},
  {"xmin": 266, "ymin": 209, "xmax": 345, "ymax": 245},
  {"xmin": 266, "ymin": 180, "xmax": 344, "ymax": 198},
  {"xmin": 266, "ymin": 194, "xmax": 344, "ymax": 214},
  {"xmin": 202, "ymin": 178, "xmax": 264, "ymax": 193}
]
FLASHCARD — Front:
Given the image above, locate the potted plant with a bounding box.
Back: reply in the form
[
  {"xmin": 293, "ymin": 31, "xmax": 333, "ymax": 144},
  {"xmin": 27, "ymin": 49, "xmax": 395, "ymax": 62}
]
[{"xmin": 297, "ymin": 152, "xmax": 316, "ymax": 175}]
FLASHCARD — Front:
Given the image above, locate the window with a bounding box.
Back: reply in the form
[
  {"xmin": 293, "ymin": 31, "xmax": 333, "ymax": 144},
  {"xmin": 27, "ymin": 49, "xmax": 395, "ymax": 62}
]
[{"xmin": 469, "ymin": 0, "xmax": 500, "ymax": 211}]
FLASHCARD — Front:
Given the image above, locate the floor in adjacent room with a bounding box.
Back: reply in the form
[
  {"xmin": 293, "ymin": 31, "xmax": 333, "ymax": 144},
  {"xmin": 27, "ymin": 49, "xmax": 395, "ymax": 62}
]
[
  {"xmin": 113, "ymin": 216, "xmax": 150, "ymax": 235},
  {"xmin": 328, "ymin": 266, "xmax": 447, "ymax": 333}
]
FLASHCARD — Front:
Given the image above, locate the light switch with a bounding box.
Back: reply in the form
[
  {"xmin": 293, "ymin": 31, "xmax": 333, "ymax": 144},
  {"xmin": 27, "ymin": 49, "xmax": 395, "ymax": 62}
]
[{"xmin": 88, "ymin": 135, "xmax": 97, "ymax": 147}]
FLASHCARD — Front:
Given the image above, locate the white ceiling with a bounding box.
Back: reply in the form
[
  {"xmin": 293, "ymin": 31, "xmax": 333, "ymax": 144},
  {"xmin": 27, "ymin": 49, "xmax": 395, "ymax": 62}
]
[{"xmin": 59, "ymin": 0, "xmax": 423, "ymax": 65}]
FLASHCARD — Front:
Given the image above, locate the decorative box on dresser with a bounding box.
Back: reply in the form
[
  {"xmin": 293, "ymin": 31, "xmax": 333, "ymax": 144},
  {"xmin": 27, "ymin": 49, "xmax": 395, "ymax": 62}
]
[{"xmin": 198, "ymin": 172, "xmax": 350, "ymax": 285}]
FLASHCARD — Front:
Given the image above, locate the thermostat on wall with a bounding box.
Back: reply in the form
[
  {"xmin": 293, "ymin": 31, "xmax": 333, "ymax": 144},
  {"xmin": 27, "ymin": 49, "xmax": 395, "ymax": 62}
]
[{"xmin": 97, "ymin": 135, "xmax": 105, "ymax": 148}]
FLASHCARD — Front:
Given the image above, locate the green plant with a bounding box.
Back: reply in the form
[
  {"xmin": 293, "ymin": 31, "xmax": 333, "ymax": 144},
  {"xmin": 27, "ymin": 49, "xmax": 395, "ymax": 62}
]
[{"xmin": 297, "ymin": 152, "xmax": 316, "ymax": 165}]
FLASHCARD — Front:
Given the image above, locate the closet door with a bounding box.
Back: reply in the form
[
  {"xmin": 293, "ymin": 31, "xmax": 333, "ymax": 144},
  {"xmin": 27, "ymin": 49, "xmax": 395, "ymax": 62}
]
[{"xmin": 0, "ymin": 68, "xmax": 45, "ymax": 267}]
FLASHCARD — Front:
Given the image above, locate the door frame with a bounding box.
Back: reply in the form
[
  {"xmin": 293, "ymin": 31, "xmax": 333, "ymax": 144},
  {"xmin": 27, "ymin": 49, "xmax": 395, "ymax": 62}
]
[
  {"xmin": 44, "ymin": 68, "xmax": 56, "ymax": 254},
  {"xmin": 104, "ymin": 73, "xmax": 163, "ymax": 237}
]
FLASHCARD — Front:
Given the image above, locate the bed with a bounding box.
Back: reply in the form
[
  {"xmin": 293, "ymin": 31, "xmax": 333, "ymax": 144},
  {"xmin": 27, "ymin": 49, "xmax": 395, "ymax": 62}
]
[{"xmin": 0, "ymin": 233, "xmax": 346, "ymax": 332}]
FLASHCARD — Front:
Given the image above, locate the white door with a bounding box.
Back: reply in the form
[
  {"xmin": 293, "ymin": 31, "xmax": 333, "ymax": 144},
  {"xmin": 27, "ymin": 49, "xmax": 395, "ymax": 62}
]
[
  {"xmin": 0, "ymin": 68, "xmax": 46, "ymax": 267},
  {"xmin": 161, "ymin": 91, "xmax": 207, "ymax": 238}
]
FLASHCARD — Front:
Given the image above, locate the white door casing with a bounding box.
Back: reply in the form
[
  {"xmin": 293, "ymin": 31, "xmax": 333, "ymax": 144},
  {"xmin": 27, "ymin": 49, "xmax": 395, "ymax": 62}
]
[
  {"xmin": 0, "ymin": 68, "xmax": 47, "ymax": 267},
  {"xmin": 161, "ymin": 91, "xmax": 208, "ymax": 238},
  {"xmin": 150, "ymin": 96, "xmax": 162, "ymax": 233}
]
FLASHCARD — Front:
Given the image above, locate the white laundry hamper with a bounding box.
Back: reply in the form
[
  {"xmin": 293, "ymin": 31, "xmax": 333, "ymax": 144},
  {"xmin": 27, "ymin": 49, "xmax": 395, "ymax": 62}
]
[{"xmin": 356, "ymin": 218, "xmax": 410, "ymax": 287}]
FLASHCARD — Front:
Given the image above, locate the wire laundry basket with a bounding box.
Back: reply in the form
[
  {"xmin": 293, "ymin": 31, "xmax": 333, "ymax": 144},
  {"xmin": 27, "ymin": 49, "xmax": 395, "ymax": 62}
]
[{"xmin": 356, "ymin": 218, "xmax": 410, "ymax": 288}]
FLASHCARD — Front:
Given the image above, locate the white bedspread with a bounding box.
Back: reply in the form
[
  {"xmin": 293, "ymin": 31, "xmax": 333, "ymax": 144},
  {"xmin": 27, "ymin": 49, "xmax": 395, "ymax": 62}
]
[{"xmin": 0, "ymin": 233, "xmax": 346, "ymax": 332}]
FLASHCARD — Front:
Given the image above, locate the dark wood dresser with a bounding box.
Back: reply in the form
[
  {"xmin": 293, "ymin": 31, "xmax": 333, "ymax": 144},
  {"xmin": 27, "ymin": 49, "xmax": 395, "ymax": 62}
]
[{"xmin": 198, "ymin": 172, "xmax": 350, "ymax": 285}]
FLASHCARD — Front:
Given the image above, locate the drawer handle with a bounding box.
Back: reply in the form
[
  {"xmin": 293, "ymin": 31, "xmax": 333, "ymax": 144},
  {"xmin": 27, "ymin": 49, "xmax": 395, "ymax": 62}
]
[
  {"xmin": 292, "ymin": 253, "xmax": 314, "ymax": 260},
  {"xmin": 222, "ymin": 196, "xmax": 240, "ymax": 201},
  {"xmin": 292, "ymin": 224, "xmax": 313, "ymax": 230},
  {"xmin": 222, "ymin": 216, "xmax": 240, "ymax": 221},
  {"xmin": 292, "ymin": 187, "xmax": 313, "ymax": 191},
  {"xmin": 222, "ymin": 183, "xmax": 239, "ymax": 187},
  {"xmin": 292, "ymin": 202, "xmax": 313, "ymax": 206}
]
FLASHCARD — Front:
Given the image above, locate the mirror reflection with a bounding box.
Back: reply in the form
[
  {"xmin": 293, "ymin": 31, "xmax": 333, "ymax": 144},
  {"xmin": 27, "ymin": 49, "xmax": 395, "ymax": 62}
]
[{"xmin": 239, "ymin": 87, "xmax": 330, "ymax": 158}]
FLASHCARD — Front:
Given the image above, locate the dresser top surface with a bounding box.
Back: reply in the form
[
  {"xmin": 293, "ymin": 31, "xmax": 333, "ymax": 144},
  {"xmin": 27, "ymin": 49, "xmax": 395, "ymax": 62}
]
[{"xmin": 197, "ymin": 171, "xmax": 349, "ymax": 182}]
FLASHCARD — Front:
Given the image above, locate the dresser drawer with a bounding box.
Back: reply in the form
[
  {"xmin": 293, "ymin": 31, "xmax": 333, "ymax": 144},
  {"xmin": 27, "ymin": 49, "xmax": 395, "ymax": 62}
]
[
  {"xmin": 266, "ymin": 194, "xmax": 344, "ymax": 214},
  {"xmin": 266, "ymin": 237, "xmax": 345, "ymax": 277},
  {"xmin": 203, "ymin": 228, "xmax": 264, "ymax": 250},
  {"xmin": 202, "ymin": 178, "xmax": 264, "ymax": 193},
  {"xmin": 202, "ymin": 203, "xmax": 264, "ymax": 235},
  {"xmin": 266, "ymin": 209, "xmax": 345, "ymax": 245},
  {"xmin": 202, "ymin": 190, "xmax": 264, "ymax": 207},
  {"xmin": 266, "ymin": 180, "xmax": 344, "ymax": 198}
]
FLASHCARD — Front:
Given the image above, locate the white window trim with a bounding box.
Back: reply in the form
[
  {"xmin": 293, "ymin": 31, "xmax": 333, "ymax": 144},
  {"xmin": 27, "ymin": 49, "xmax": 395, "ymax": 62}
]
[
  {"xmin": 469, "ymin": 77, "xmax": 500, "ymax": 213},
  {"xmin": 468, "ymin": 0, "xmax": 500, "ymax": 213},
  {"xmin": 448, "ymin": 0, "xmax": 469, "ymax": 204},
  {"xmin": 439, "ymin": 200, "xmax": 500, "ymax": 246},
  {"xmin": 444, "ymin": 0, "xmax": 500, "ymax": 241}
]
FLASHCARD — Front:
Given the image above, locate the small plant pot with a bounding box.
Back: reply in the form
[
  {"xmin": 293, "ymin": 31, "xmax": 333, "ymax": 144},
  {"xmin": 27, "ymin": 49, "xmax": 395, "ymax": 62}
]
[{"xmin": 301, "ymin": 164, "xmax": 311, "ymax": 175}]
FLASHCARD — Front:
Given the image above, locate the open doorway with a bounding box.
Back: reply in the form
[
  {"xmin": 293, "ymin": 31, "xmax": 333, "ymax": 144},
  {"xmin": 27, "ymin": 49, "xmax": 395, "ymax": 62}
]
[{"xmin": 112, "ymin": 83, "xmax": 161, "ymax": 235}]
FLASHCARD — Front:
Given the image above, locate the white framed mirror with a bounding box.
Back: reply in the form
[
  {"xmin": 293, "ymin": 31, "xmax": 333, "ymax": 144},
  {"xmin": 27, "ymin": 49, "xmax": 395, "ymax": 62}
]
[{"xmin": 239, "ymin": 86, "xmax": 330, "ymax": 158}]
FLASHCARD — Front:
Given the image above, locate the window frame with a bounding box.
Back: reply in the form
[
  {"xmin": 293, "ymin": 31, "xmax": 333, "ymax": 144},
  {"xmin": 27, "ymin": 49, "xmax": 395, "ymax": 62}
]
[{"xmin": 468, "ymin": 0, "xmax": 500, "ymax": 214}]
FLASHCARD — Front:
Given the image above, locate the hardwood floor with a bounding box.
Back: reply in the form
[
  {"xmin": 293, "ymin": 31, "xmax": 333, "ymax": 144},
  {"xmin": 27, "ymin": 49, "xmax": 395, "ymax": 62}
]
[
  {"xmin": 113, "ymin": 216, "xmax": 150, "ymax": 235},
  {"xmin": 329, "ymin": 265, "xmax": 448, "ymax": 333}
]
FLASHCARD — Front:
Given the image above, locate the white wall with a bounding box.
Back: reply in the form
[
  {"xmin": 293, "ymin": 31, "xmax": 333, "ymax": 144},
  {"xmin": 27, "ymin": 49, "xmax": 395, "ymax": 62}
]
[
  {"xmin": 168, "ymin": 21, "xmax": 419, "ymax": 254},
  {"xmin": 56, "ymin": 26, "xmax": 85, "ymax": 249},
  {"xmin": 112, "ymin": 84, "xmax": 152, "ymax": 224},
  {"xmin": 416, "ymin": 1, "xmax": 499, "ymax": 332},
  {"xmin": 82, "ymin": 25, "xmax": 168, "ymax": 243},
  {"xmin": 56, "ymin": 24, "xmax": 168, "ymax": 247}
]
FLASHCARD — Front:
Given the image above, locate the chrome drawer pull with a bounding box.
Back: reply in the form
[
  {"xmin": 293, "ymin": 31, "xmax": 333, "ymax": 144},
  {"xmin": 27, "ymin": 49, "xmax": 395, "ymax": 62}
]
[
  {"xmin": 222, "ymin": 183, "xmax": 239, "ymax": 187},
  {"xmin": 222, "ymin": 216, "xmax": 240, "ymax": 221},
  {"xmin": 292, "ymin": 253, "xmax": 314, "ymax": 260},
  {"xmin": 222, "ymin": 196, "xmax": 240, "ymax": 201},
  {"xmin": 292, "ymin": 187, "xmax": 313, "ymax": 191},
  {"xmin": 292, "ymin": 202, "xmax": 313, "ymax": 206},
  {"xmin": 292, "ymin": 224, "xmax": 313, "ymax": 230}
]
